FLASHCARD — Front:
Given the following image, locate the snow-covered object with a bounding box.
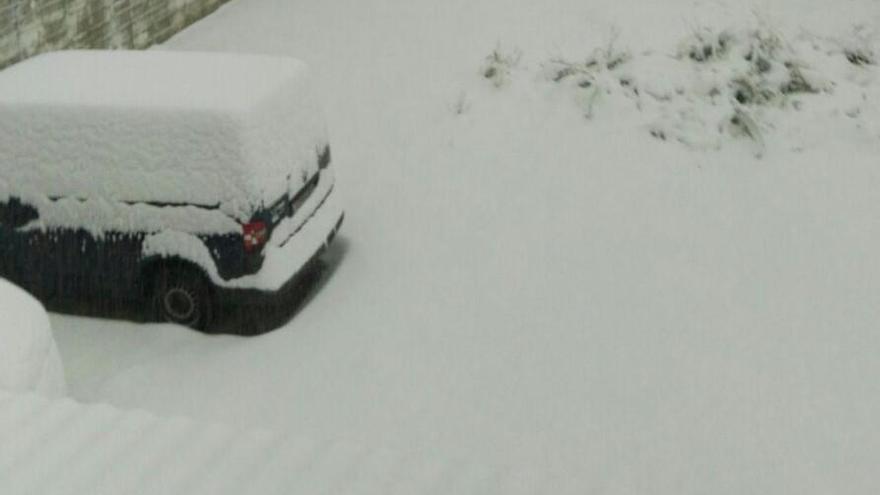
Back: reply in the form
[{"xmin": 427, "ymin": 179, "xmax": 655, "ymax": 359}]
[
  {"xmin": 0, "ymin": 50, "xmax": 328, "ymax": 223},
  {"xmin": 0, "ymin": 391, "xmax": 512, "ymax": 494},
  {"xmin": 0, "ymin": 279, "xmax": 66, "ymax": 397}
]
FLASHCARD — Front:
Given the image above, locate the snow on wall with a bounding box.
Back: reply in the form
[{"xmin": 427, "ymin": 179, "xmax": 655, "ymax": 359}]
[
  {"xmin": 0, "ymin": 0, "xmax": 232, "ymax": 69},
  {"xmin": 0, "ymin": 279, "xmax": 66, "ymax": 398}
]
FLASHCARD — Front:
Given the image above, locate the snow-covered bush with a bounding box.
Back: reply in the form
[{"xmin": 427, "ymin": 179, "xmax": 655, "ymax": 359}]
[
  {"xmin": 659, "ymin": 23, "xmax": 834, "ymax": 153},
  {"xmin": 838, "ymin": 25, "xmax": 877, "ymax": 67},
  {"xmin": 0, "ymin": 279, "xmax": 66, "ymax": 397},
  {"xmin": 546, "ymin": 31, "xmax": 631, "ymax": 83},
  {"xmin": 527, "ymin": 18, "xmax": 872, "ymax": 155},
  {"xmin": 677, "ymin": 28, "xmax": 734, "ymax": 63},
  {"xmin": 478, "ymin": 18, "xmax": 877, "ymax": 155},
  {"xmin": 481, "ymin": 46, "xmax": 522, "ymax": 88},
  {"xmin": 698, "ymin": 24, "xmax": 825, "ymax": 104},
  {"xmin": 542, "ymin": 30, "xmax": 634, "ymax": 119}
]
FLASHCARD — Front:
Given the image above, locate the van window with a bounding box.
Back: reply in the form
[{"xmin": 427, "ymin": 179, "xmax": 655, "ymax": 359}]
[{"xmin": 0, "ymin": 198, "xmax": 38, "ymax": 228}]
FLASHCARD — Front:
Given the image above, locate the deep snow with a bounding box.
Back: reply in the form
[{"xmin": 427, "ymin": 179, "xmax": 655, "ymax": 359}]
[{"xmin": 51, "ymin": 0, "xmax": 880, "ymax": 493}]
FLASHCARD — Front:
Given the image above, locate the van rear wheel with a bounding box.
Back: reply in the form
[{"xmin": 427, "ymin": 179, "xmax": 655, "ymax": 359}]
[{"xmin": 153, "ymin": 267, "xmax": 214, "ymax": 331}]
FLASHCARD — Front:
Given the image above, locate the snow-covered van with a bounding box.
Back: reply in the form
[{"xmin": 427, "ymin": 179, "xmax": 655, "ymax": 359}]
[{"xmin": 0, "ymin": 51, "xmax": 344, "ymax": 331}]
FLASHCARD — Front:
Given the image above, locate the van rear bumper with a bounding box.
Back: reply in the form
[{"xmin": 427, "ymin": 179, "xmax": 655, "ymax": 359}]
[
  {"xmin": 215, "ymin": 187, "xmax": 344, "ymax": 295},
  {"xmin": 215, "ymin": 212, "xmax": 343, "ymax": 305}
]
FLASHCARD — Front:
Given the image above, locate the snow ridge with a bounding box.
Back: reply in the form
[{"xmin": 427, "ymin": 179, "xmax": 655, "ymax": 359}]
[{"xmin": 0, "ymin": 392, "xmax": 535, "ymax": 494}]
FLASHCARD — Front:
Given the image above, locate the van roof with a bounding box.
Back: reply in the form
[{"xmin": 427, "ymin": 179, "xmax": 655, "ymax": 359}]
[
  {"xmin": 0, "ymin": 50, "xmax": 308, "ymax": 113},
  {"xmin": 0, "ymin": 50, "xmax": 327, "ymax": 220}
]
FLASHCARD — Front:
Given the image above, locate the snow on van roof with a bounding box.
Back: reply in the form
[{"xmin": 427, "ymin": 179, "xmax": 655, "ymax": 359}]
[
  {"xmin": 0, "ymin": 50, "xmax": 307, "ymax": 113},
  {"xmin": 0, "ymin": 50, "xmax": 328, "ymax": 222}
]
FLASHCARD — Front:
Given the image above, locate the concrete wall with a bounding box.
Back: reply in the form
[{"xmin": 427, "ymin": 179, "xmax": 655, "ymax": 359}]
[{"xmin": 0, "ymin": 0, "xmax": 231, "ymax": 69}]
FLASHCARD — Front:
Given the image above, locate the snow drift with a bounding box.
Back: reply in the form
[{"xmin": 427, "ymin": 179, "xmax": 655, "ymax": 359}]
[{"xmin": 0, "ymin": 279, "xmax": 66, "ymax": 397}]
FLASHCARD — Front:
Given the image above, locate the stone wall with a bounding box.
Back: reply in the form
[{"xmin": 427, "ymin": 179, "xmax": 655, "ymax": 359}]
[{"xmin": 0, "ymin": 0, "xmax": 231, "ymax": 69}]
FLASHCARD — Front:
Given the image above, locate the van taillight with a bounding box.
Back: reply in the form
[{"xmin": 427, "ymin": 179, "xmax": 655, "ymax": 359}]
[{"xmin": 243, "ymin": 221, "xmax": 268, "ymax": 253}]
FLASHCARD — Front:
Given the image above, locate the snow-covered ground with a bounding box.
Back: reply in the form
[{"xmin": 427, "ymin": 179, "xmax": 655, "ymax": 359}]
[
  {"xmin": 52, "ymin": 0, "xmax": 880, "ymax": 492},
  {"xmin": 1, "ymin": 391, "xmax": 507, "ymax": 494}
]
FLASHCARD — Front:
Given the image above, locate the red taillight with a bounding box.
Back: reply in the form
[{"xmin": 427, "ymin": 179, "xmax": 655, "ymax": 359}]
[{"xmin": 242, "ymin": 221, "xmax": 268, "ymax": 253}]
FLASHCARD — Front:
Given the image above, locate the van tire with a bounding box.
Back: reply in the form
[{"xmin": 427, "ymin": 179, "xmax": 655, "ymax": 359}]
[{"xmin": 152, "ymin": 266, "xmax": 214, "ymax": 331}]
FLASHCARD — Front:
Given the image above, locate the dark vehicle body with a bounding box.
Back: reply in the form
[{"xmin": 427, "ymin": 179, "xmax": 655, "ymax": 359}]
[
  {"xmin": 0, "ymin": 51, "xmax": 344, "ymax": 331},
  {"xmin": 0, "ymin": 147, "xmax": 339, "ymax": 299}
]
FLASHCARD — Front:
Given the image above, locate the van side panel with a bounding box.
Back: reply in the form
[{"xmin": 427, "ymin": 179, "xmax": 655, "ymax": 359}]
[{"xmin": 0, "ymin": 196, "xmax": 269, "ymax": 302}]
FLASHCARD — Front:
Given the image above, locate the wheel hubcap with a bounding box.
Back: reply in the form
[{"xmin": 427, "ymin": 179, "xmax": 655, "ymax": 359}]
[{"xmin": 163, "ymin": 286, "xmax": 198, "ymax": 323}]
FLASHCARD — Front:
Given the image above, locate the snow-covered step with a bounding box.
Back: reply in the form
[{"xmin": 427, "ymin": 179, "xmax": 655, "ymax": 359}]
[{"xmin": 0, "ymin": 392, "xmax": 527, "ymax": 494}]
